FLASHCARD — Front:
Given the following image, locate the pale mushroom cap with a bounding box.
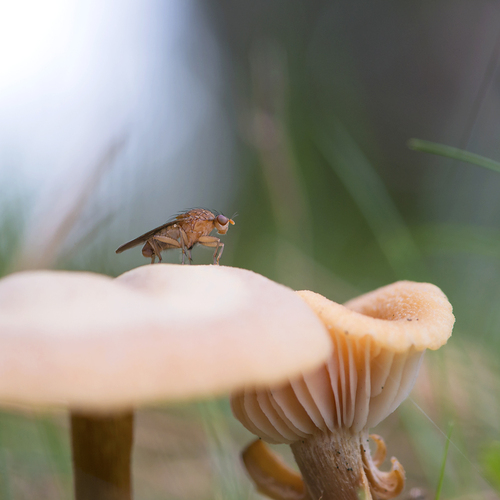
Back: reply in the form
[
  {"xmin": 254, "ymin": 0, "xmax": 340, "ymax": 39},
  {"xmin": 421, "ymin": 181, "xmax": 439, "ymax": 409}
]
[
  {"xmin": 231, "ymin": 281, "xmax": 455, "ymax": 442},
  {"xmin": 0, "ymin": 265, "xmax": 331, "ymax": 412}
]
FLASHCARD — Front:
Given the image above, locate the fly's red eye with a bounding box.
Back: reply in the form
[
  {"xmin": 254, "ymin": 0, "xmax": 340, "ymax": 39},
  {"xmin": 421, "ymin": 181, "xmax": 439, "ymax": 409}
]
[{"xmin": 217, "ymin": 215, "xmax": 228, "ymax": 225}]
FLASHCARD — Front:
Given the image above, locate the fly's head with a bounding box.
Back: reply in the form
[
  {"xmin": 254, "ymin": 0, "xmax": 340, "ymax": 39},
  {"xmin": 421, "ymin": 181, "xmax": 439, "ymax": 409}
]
[{"xmin": 214, "ymin": 214, "xmax": 235, "ymax": 234}]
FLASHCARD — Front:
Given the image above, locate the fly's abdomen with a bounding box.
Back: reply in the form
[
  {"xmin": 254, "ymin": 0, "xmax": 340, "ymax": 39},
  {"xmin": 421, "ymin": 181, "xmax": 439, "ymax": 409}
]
[{"xmin": 142, "ymin": 242, "xmax": 154, "ymax": 258}]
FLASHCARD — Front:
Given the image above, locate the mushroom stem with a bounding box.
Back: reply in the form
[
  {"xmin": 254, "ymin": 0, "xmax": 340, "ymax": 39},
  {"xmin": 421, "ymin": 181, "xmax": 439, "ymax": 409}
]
[
  {"xmin": 70, "ymin": 411, "xmax": 134, "ymax": 500},
  {"xmin": 242, "ymin": 432, "xmax": 405, "ymax": 500},
  {"xmin": 291, "ymin": 429, "xmax": 370, "ymax": 500}
]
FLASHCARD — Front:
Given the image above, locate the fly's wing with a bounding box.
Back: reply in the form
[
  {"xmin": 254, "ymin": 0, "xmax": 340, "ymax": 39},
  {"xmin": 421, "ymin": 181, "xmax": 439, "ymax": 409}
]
[{"xmin": 115, "ymin": 219, "xmax": 179, "ymax": 254}]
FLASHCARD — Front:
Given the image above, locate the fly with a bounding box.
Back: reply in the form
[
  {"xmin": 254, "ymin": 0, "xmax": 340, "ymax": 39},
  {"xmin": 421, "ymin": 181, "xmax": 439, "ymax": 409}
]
[{"xmin": 115, "ymin": 208, "xmax": 235, "ymax": 265}]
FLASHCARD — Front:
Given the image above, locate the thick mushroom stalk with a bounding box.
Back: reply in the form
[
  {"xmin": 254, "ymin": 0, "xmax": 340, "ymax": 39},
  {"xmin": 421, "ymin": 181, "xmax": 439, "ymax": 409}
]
[
  {"xmin": 71, "ymin": 412, "xmax": 134, "ymax": 500},
  {"xmin": 241, "ymin": 433, "xmax": 403, "ymax": 500},
  {"xmin": 231, "ymin": 281, "xmax": 454, "ymax": 500}
]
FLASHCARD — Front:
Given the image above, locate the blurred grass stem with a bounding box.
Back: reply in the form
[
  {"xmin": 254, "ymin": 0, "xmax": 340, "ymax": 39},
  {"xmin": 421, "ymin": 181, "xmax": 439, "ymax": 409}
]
[
  {"xmin": 434, "ymin": 422, "xmax": 453, "ymax": 500},
  {"xmin": 408, "ymin": 139, "xmax": 500, "ymax": 174},
  {"xmin": 318, "ymin": 123, "xmax": 426, "ymax": 280},
  {"xmin": 13, "ymin": 137, "xmax": 126, "ymax": 271},
  {"xmin": 249, "ymin": 41, "xmax": 314, "ymax": 283}
]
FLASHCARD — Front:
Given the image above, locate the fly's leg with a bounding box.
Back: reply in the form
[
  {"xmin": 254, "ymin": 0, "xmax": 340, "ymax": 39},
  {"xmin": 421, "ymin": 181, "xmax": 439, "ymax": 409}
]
[
  {"xmin": 178, "ymin": 228, "xmax": 192, "ymax": 265},
  {"xmin": 154, "ymin": 235, "xmax": 181, "ymax": 248},
  {"xmin": 216, "ymin": 243, "xmax": 224, "ymax": 264},
  {"xmin": 198, "ymin": 236, "xmax": 223, "ymax": 265},
  {"xmin": 149, "ymin": 238, "xmax": 164, "ymax": 263},
  {"xmin": 214, "ymin": 241, "xmax": 224, "ymax": 265},
  {"xmin": 154, "ymin": 235, "xmax": 188, "ymax": 264}
]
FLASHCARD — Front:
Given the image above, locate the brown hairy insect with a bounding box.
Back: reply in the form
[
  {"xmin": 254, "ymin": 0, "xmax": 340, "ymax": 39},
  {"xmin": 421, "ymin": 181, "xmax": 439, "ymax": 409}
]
[{"xmin": 115, "ymin": 208, "xmax": 235, "ymax": 265}]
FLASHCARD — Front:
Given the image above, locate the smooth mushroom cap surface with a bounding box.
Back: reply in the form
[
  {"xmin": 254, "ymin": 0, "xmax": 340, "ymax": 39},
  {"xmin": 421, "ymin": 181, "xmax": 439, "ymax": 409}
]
[
  {"xmin": 0, "ymin": 265, "xmax": 332, "ymax": 412},
  {"xmin": 231, "ymin": 281, "xmax": 455, "ymax": 441}
]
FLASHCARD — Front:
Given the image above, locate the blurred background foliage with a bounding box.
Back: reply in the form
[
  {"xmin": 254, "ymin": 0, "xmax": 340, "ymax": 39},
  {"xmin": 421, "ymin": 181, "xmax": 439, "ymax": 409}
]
[{"xmin": 1, "ymin": 0, "xmax": 500, "ymax": 498}]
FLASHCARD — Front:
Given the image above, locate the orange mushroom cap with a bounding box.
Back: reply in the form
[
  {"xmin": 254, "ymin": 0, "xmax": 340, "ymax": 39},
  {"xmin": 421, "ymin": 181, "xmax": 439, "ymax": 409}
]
[{"xmin": 232, "ymin": 281, "xmax": 455, "ymax": 441}]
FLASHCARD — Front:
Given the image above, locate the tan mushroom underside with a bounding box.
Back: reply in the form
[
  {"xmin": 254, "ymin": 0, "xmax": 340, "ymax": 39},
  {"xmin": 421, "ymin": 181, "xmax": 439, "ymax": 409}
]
[{"xmin": 232, "ymin": 281, "xmax": 455, "ymax": 441}]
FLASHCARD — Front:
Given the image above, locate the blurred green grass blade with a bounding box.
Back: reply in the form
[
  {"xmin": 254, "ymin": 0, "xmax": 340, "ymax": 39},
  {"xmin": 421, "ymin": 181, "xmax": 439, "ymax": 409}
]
[
  {"xmin": 0, "ymin": 414, "xmax": 15, "ymax": 500},
  {"xmin": 317, "ymin": 122, "xmax": 426, "ymax": 279},
  {"xmin": 0, "ymin": 450, "xmax": 12, "ymax": 500},
  {"xmin": 198, "ymin": 400, "xmax": 246, "ymax": 500},
  {"xmin": 480, "ymin": 441, "xmax": 500, "ymax": 492},
  {"xmin": 414, "ymin": 224, "xmax": 500, "ymax": 257},
  {"xmin": 408, "ymin": 139, "xmax": 500, "ymax": 173},
  {"xmin": 36, "ymin": 416, "xmax": 72, "ymax": 476},
  {"xmin": 399, "ymin": 403, "xmax": 444, "ymax": 487},
  {"xmin": 0, "ymin": 193, "xmax": 27, "ymax": 277},
  {"xmin": 435, "ymin": 422, "xmax": 453, "ymax": 500}
]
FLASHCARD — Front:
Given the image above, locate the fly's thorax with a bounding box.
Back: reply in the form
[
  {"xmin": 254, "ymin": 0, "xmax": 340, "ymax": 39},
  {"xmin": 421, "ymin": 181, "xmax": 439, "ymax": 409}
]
[{"xmin": 193, "ymin": 219, "xmax": 216, "ymax": 235}]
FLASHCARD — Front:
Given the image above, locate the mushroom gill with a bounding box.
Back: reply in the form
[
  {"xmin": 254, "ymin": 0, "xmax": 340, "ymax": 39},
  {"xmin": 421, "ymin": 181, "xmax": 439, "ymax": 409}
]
[{"xmin": 231, "ymin": 281, "xmax": 455, "ymax": 500}]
